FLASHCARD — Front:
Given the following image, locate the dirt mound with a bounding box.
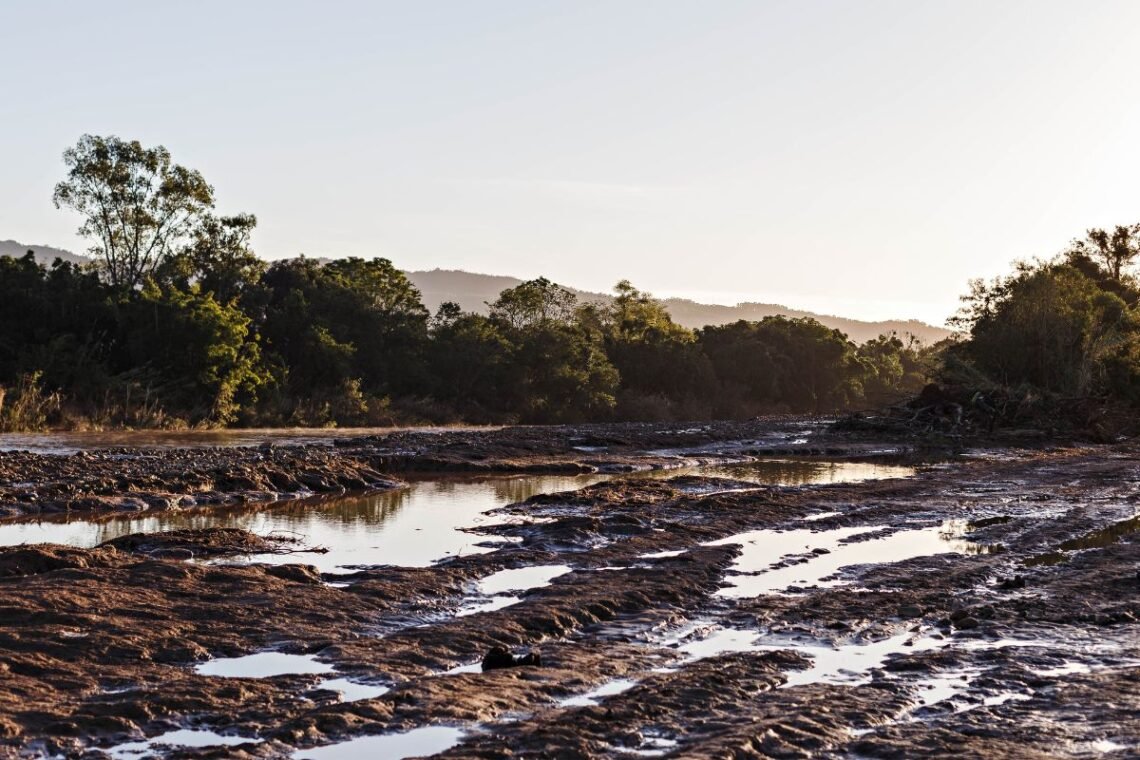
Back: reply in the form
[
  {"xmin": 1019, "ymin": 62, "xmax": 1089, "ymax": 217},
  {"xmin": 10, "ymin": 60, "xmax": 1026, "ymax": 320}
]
[
  {"xmin": 102, "ymin": 528, "xmax": 324, "ymax": 559},
  {"xmin": 0, "ymin": 543, "xmax": 121, "ymax": 577}
]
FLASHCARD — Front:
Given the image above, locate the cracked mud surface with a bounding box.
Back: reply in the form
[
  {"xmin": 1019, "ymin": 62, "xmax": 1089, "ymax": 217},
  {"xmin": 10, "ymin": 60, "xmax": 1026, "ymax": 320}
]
[{"xmin": 0, "ymin": 423, "xmax": 1137, "ymax": 758}]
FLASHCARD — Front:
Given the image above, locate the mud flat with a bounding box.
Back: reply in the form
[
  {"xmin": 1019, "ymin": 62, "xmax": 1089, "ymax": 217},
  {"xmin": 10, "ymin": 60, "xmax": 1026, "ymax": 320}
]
[
  {"xmin": 0, "ymin": 422, "xmax": 1137, "ymax": 757},
  {"xmin": 0, "ymin": 418, "xmax": 880, "ymax": 520}
]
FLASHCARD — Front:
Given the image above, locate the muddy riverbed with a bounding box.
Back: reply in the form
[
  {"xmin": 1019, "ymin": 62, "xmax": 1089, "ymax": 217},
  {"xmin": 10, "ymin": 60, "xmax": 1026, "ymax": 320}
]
[{"xmin": 0, "ymin": 421, "xmax": 1137, "ymax": 758}]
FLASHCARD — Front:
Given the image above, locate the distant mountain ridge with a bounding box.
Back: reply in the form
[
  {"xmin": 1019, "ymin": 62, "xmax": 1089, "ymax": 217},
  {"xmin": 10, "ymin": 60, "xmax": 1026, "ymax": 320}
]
[
  {"xmin": 405, "ymin": 269, "xmax": 953, "ymax": 345},
  {"xmin": 0, "ymin": 241, "xmax": 952, "ymax": 344},
  {"xmin": 0, "ymin": 240, "xmax": 89, "ymax": 267}
]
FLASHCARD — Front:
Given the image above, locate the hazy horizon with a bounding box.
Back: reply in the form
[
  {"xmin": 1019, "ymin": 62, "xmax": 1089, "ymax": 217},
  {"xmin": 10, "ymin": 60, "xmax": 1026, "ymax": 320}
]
[{"xmin": 4, "ymin": 0, "xmax": 1140, "ymax": 325}]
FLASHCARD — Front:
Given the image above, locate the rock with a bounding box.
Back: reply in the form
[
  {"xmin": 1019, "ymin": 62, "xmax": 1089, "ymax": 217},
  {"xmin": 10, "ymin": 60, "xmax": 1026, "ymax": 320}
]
[
  {"xmin": 898, "ymin": 605, "xmax": 923, "ymax": 619},
  {"xmin": 482, "ymin": 646, "xmax": 516, "ymax": 670},
  {"xmin": 482, "ymin": 646, "xmax": 542, "ymax": 671}
]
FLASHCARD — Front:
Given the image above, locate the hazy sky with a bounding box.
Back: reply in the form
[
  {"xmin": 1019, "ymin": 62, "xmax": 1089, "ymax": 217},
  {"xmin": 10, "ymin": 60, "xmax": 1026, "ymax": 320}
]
[{"xmin": 3, "ymin": 1, "xmax": 1140, "ymax": 325}]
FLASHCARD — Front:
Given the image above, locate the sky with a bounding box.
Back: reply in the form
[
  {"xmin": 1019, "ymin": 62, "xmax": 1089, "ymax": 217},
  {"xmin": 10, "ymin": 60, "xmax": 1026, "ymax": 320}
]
[{"xmin": 3, "ymin": 0, "xmax": 1140, "ymax": 326}]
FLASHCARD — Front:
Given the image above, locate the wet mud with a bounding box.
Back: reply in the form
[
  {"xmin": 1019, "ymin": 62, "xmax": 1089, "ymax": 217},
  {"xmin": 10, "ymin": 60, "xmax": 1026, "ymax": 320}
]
[
  {"xmin": 0, "ymin": 418, "xmax": 881, "ymax": 520},
  {"xmin": 0, "ymin": 424, "xmax": 1137, "ymax": 757}
]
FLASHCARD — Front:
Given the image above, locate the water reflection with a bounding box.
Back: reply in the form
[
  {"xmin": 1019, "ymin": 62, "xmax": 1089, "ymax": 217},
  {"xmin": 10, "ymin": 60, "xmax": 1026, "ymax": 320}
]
[
  {"xmin": 0, "ymin": 460, "xmax": 917, "ymax": 572},
  {"xmin": 698, "ymin": 459, "xmax": 916, "ymax": 486},
  {"xmin": 0, "ymin": 473, "xmax": 614, "ymax": 571}
]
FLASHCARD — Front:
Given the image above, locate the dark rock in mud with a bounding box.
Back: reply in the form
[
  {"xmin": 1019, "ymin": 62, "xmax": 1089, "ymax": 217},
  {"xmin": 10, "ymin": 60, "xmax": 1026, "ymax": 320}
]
[{"xmin": 481, "ymin": 646, "xmax": 542, "ymax": 671}]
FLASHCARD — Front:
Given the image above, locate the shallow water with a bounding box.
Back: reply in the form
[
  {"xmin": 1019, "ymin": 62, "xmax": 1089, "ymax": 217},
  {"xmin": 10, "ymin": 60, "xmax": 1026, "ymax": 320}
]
[
  {"xmin": 293, "ymin": 726, "xmax": 466, "ymax": 759},
  {"xmin": 456, "ymin": 564, "xmax": 574, "ymax": 617},
  {"xmin": 695, "ymin": 459, "xmax": 915, "ymax": 486},
  {"xmin": 106, "ymin": 729, "xmax": 259, "ymax": 758},
  {"xmin": 708, "ymin": 520, "xmax": 994, "ymax": 596},
  {"xmin": 313, "ymin": 677, "xmax": 390, "ymax": 702},
  {"xmin": 0, "ymin": 460, "xmax": 916, "ymax": 573},
  {"xmin": 0, "ymin": 474, "xmax": 611, "ymax": 572},
  {"xmin": 559, "ymin": 678, "xmax": 639, "ymax": 707},
  {"xmin": 195, "ymin": 652, "xmax": 334, "ymax": 678}
]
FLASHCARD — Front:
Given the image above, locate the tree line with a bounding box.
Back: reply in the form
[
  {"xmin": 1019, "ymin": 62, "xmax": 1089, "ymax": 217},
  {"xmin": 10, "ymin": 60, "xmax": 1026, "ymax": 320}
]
[
  {"xmin": 32, "ymin": 134, "xmax": 1140, "ymax": 433},
  {"xmin": 0, "ymin": 135, "xmax": 937, "ymax": 430}
]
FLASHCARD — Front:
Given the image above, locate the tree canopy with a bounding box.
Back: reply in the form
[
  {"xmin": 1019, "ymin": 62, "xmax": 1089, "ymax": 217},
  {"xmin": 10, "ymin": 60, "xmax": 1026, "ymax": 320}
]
[
  {"xmin": 1, "ymin": 133, "xmax": 953, "ymax": 430},
  {"xmin": 53, "ymin": 135, "xmax": 215, "ymax": 291}
]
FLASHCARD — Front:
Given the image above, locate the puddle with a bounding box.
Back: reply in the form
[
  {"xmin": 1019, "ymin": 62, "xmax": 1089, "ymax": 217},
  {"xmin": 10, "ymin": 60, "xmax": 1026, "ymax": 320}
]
[
  {"xmin": 759, "ymin": 632, "xmax": 945, "ymax": 687},
  {"xmin": 674, "ymin": 626, "xmax": 762, "ymax": 662},
  {"xmin": 0, "ymin": 459, "xmax": 924, "ymax": 574},
  {"xmin": 559, "ymin": 678, "xmax": 638, "ymax": 707},
  {"xmin": 444, "ymin": 662, "xmax": 483, "ymax": 675},
  {"xmin": 455, "ymin": 565, "xmax": 572, "ymax": 617},
  {"xmin": 1086, "ymin": 739, "xmax": 1129, "ymax": 754},
  {"xmin": 622, "ymin": 736, "xmax": 679, "ymax": 757},
  {"xmin": 1059, "ymin": 515, "xmax": 1140, "ymax": 551},
  {"xmin": 1032, "ymin": 662, "xmax": 1091, "ymax": 677},
  {"xmin": 0, "ymin": 474, "xmax": 612, "ymax": 572},
  {"xmin": 456, "ymin": 595, "xmax": 522, "ymax": 617},
  {"xmin": 313, "ymin": 678, "xmax": 390, "ymax": 702},
  {"xmin": 1024, "ymin": 515, "xmax": 1140, "ymax": 568},
  {"xmin": 659, "ymin": 623, "xmax": 951, "ymax": 691},
  {"xmin": 294, "ymin": 726, "xmax": 466, "ymax": 759},
  {"xmin": 803, "ymin": 511, "xmax": 841, "ymax": 522},
  {"xmin": 195, "ymin": 652, "xmax": 334, "ymax": 678},
  {"xmin": 982, "ymin": 691, "xmax": 1031, "ymax": 707},
  {"xmin": 106, "ymin": 729, "xmax": 260, "ymax": 758},
  {"xmin": 695, "ymin": 459, "xmax": 916, "ymax": 486},
  {"xmin": 708, "ymin": 521, "xmax": 995, "ymax": 596},
  {"xmin": 477, "ymin": 565, "xmax": 572, "ymax": 595},
  {"xmin": 909, "ymin": 669, "xmax": 980, "ymax": 708}
]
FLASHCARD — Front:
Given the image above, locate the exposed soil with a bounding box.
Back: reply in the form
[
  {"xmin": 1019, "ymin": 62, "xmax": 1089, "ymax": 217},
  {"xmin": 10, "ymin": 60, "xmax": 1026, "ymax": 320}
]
[
  {"xmin": 0, "ymin": 418, "xmax": 899, "ymax": 520},
  {"xmin": 0, "ymin": 422, "xmax": 1136, "ymax": 758}
]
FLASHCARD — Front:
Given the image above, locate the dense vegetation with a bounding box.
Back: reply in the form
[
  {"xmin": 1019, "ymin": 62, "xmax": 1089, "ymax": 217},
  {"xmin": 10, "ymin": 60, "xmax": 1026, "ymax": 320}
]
[
  {"xmin": 19, "ymin": 135, "xmax": 1140, "ymax": 434},
  {"xmin": 933, "ymin": 225, "xmax": 1140, "ymax": 437},
  {"xmin": 0, "ymin": 136, "xmax": 939, "ymax": 430}
]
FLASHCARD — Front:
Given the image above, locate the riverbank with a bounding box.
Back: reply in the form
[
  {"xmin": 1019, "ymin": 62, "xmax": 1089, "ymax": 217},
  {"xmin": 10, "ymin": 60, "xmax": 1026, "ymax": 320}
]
[
  {"xmin": 0, "ymin": 422, "xmax": 1136, "ymax": 757},
  {"xmin": 0, "ymin": 418, "xmax": 900, "ymax": 520}
]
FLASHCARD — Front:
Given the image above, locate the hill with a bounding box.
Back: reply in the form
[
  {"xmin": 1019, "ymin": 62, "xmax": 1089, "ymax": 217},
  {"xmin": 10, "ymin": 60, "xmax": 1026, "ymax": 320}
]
[
  {"xmin": 405, "ymin": 269, "xmax": 953, "ymax": 344},
  {"xmin": 0, "ymin": 240, "xmax": 88, "ymax": 268},
  {"xmin": 0, "ymin": 242, "xmax": 952, "ymax": 343}
]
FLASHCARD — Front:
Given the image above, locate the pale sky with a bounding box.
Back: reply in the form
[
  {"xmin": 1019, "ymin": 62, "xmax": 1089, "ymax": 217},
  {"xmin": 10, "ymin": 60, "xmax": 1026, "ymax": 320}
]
[{"xmin": 3, "ymin": 0, "xmax": 1140, "ymax": 325}]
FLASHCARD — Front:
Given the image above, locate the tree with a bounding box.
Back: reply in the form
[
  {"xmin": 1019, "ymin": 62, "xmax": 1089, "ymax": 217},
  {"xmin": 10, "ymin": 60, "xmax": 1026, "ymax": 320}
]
[
  {"xmin": 53, "ymin": 135, "xmax": 214, "ymax": 291},
  {"xmin": 1067, "ymin": 224, "xmax": 1140, "ymax": 285},
  {"xmin": 598, "ymin": 281, "xmax": 713, "ymax": 419},
  {"xmin": 489, "ymin": 277, "xmax": 578, "ymax": 328},
  {"xmin": 259, "ymin": 257, "xmax": 430, "ymax": 401},
  {"xmin": 124, "ymin": 283, "xmax": 268, "ymax": 424},
  {"xmin": 699, "ymin": 317, "xmax": 858, "ymax": 415},
  {"xmin": 854, "ymin": 333, "xmax": 930, "ymax": 404},
  {"xmin": 954, "ymin": 260, "xmax": 1137, "ymax": 396},
  {"xmin": 158, "ymin": 213, "xmax": 264, "ymax": 305},
  {"xmin": 486, "ymin": 279, "xmax": 619, "ymax": 422}
]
